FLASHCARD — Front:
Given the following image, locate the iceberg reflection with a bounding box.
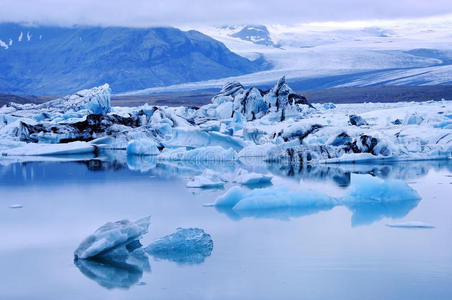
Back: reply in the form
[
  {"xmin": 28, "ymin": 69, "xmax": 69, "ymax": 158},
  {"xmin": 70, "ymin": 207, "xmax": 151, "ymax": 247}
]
[{"xmin": 74, "ymin": 250, "xmax": 151, "ymax": 289}]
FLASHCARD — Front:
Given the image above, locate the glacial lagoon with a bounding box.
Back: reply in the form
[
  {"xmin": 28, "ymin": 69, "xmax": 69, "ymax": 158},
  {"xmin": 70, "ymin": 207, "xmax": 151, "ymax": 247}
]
[{"xmin": 0, "ymin": 155, "xmax": 451, "ymax": 300}]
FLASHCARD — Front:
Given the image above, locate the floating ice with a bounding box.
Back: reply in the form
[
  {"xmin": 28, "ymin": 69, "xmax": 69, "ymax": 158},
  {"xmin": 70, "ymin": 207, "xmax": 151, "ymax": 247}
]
[
  {"xmin": 9, "ymin": 204, "xmax": 23, "ymax": 209},
  {"xmin": 74, "ymin": 217, "xmax": 150, "ymax": 259},
  {"xmin": 2, "ymin": 141, "xmax": 96, "ymax": 156},
  {"xmin": 186, "ymin": 169, "xmax": 225, "ymax": 188},
  {"xmin": 127, "ymin": 139, "xmax": 159, "ymax": 156},
  {"xmin": 209, "ymin": 175, "xmax": 421, "ymax": 224},
  {"xmin": 159, "ymin": 146, "xmax": 237, "ymax": 161},
  {"xmin": 0, "ymin": 78, "xmax": 450, "ymax": 163},
  {"xmin": 145, "ymin": 228, "xmax": 213, "ymax": 265},
  {"xmin": 232, "ymin": 169, "xmax": 272, "ymax": 186},
  {"xmin": 386, "ymin": 221, "xmax": 435, "ymax": 228}
]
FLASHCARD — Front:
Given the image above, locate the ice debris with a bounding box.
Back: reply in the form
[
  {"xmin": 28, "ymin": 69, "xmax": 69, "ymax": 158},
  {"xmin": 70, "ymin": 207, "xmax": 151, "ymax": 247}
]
[
  {"xmin": 0, "ymin": 78, "xmax": 451, "ymax": 164},
  {"xmin": 186, "ymin": 169, "xmax": 225, "ymax": 188},
  {"xmin": 159, "ymin": 146, "xmax": 237, "ymax": 161},
  {"xmin": 386, "ymin": 221, "xmax": 435, "ymax": 228},
  {"xmin": 9, "ymin": 204, "xmax": 23, "ymax": 209},
  {"xmin": 232, "ymin": 168, "xmax": 272, "ymax": 186},
  {"xmin": 74, "ymin": 217, "xmax": 150, "ymax": 259},
  {"xmin": 145, "ymin": 228, "xmax": 213, "ymax": 264}
]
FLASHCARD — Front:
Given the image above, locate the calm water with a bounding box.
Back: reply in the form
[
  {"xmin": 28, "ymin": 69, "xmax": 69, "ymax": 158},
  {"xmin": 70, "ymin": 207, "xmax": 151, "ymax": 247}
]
[{"xmin": 1, "ymin": 154, "xmax": 451, "ymax": 300}]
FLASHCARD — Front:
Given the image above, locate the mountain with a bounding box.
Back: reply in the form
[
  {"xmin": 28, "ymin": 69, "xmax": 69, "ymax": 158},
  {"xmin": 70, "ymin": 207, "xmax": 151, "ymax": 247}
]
[
  {"xmin": 229, "ymin": 25, "xmax": 276, "ymax": 47},
  {"xmin": 0, "ymin": 23, "xmax": 270, "ymax": 95}
]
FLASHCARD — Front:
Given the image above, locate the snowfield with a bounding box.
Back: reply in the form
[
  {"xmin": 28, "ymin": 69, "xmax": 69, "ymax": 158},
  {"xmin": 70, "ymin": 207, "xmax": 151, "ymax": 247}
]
[{"xmin": 0, "ymin": 78, "xmax": 451, "ymax": 167}]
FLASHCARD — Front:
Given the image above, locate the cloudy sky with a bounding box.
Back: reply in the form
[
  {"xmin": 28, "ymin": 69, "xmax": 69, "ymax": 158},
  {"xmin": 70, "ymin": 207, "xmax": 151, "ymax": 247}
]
[{"xmin": 0, "ymin": 0, "xmax": 451, "ymax": 27}]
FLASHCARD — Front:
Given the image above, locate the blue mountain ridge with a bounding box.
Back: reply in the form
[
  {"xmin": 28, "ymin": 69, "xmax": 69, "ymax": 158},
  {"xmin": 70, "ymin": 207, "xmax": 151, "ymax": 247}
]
[{"xmin": 0, "ymin": 23, "xmax": 271, "ymax": 95}]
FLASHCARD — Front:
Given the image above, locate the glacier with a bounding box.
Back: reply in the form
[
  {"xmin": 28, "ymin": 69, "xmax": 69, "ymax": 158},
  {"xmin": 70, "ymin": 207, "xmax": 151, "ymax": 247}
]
[{"xmin": 0, "ymin": 77, "xmax": 450, "ymax": 166}]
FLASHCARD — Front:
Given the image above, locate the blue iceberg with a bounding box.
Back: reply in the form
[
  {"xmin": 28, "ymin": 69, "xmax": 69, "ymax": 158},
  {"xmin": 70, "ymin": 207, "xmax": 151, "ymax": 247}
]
[
  {"xmin": 145, "ymin": 228, "xmax": 213, "ymax": 265},
  {"xmin": 209, "ymin": 175, "xmax": 421, "ymax": 225}
]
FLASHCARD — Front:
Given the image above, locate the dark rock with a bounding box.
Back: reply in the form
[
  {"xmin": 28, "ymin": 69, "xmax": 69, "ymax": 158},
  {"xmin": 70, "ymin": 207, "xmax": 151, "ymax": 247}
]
[
  {"xmin": 330, "ymin": 132, "xmax": 352, "ymax": 146},
  {"xmin": 349, "ymin": 115, "xmax": 368, "ymax": 126}
]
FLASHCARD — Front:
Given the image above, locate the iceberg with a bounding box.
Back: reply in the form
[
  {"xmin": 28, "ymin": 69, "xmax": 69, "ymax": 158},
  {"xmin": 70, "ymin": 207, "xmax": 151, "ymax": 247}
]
[
  {"xmin": 232, "ymin": 168, "xmax": 273, "ymax": 186},
  {"xmin": 209, "ymin": 175, "xmax": 421, "ymax": 224},
  {"xmin": 145, "ymin": 228, "xmax": 213, "ymax": 265},
  {"xmin": 186, "ymin": 169, "xmax": 225, "ymax": 188},
  {"xmin": 127, "ymin": 139, "xmax": 160, "ymax": 156},
  {"xmin": 0, "ymin": 78, "xmax": 450, "ymax": 164},
  {"xmin": 159, "ymin": 146, "xmax": 237, "ymax": 161},
  {"xmin": 74, "ymin": 217, "xmax": 150, "ymax": 259},
  {"xmin": 2, "ymin": 141, "xmax": 96, "ymax": 156}
]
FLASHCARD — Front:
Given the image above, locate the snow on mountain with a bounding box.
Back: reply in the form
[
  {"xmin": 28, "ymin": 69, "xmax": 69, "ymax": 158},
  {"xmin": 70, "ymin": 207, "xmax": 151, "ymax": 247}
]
[
  {"xmin": 224, "ymin": 25, "xmax": 276, "ymax": 47},
  {"xmin": 0, "ymin": 39, "xmax": 7, "ymax": 49},
  {"xmin": 133, "ymin": 16, "xmax": 451, "ymax": 94}
]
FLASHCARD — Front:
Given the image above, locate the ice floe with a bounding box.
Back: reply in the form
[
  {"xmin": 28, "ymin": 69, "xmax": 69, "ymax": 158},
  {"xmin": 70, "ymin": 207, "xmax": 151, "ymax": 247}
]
[
  {"xmin": 145, "ymin": 228, "xmax": 213, "ymax": 264},
  {"xmin": 386, "ymin": 221, "xmax": 435, "ymax": 229},
  {"xmin": 74, "ymin": 217, "xmax": 150, "ymax": 259},
  {"xmin": 208, "ymin": 175, "xmax": 421, "ymax": 224},
  {"xmin": 186, "ymin": 169, "xmax": 226, "ymax": 188}
]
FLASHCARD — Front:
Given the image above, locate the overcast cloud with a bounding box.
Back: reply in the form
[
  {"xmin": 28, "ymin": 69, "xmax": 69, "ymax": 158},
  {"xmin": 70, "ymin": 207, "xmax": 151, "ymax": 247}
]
[{"xmin": 0, "ymin": 0, "xmax": 451, "ymax": 27}]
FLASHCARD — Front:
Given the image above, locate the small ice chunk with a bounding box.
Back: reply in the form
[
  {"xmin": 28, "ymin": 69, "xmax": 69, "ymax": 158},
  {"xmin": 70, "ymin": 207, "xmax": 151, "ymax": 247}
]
[
  {"xmin": 145, "ymin": 228, "xmax": 213, "ymax": 264},
  {"xmin": 233, "ymin": 169, "xmax": 272, "ymax": 186},
  {"xmin": 386, "ymin": 221, "xmax": 435, "ymax": 229},
  {"xmin": 9, "ymin": 204, "xmax": 23, "ymax": 209},
  {"xmin": 159, "ymin": 146, "xmax": 237, "ymax": 161},
  {"xmin": 74, "ymin": 217, "xmax": 150, "ymax": 259},
  {"xmin": 127, "ymin": 139, "xmax": 159, "ymax": 156},
  {"xmin": 186, "ymin": 169, "xmax": 225, "ymax": 188}
]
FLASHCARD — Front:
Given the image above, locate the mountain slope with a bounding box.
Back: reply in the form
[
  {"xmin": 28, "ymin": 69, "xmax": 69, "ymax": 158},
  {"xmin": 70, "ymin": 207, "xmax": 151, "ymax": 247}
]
[{"xmin": 0, "ymin": 23, "xmax": 270, "ymax": 95}]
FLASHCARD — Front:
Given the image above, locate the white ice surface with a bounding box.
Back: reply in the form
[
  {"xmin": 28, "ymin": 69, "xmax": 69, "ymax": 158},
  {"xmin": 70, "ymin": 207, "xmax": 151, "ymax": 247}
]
[{"xmin": 74, "ymin": 216, "xmax": 150, "ymax": 259}]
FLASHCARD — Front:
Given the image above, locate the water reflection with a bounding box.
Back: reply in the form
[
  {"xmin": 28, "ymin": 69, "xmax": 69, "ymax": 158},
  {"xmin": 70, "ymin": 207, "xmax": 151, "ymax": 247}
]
[
  {"xmin": 74, "ymin": 250, "xmax": 151, "ymax": 289},
  {"xmin": 1, "ymin": 152, "xmax": 450, "ymax": 187}
]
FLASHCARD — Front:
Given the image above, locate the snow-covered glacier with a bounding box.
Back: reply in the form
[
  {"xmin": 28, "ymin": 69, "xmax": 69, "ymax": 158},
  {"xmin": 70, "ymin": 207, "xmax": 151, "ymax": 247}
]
[{"xmin": 0, "ymin": 77, "xmax": 451, "ymax": 164}]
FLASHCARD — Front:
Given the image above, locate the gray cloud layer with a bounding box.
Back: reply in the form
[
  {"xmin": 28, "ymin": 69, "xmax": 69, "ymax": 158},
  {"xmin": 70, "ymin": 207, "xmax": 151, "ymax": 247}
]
[{"xmin": 1, "ymin": 0, "xmax": 451, "ymax": 27}]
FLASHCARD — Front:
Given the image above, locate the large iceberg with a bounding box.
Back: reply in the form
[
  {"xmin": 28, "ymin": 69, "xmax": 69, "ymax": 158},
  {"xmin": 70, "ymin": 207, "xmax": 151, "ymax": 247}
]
[
  {"xmin": 0, "ymin": 77, "xmax": 450, "ymax": 164},
  {"xmin": 209, "ymin": 175, "xmax": 421, "ymax": 224}
]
